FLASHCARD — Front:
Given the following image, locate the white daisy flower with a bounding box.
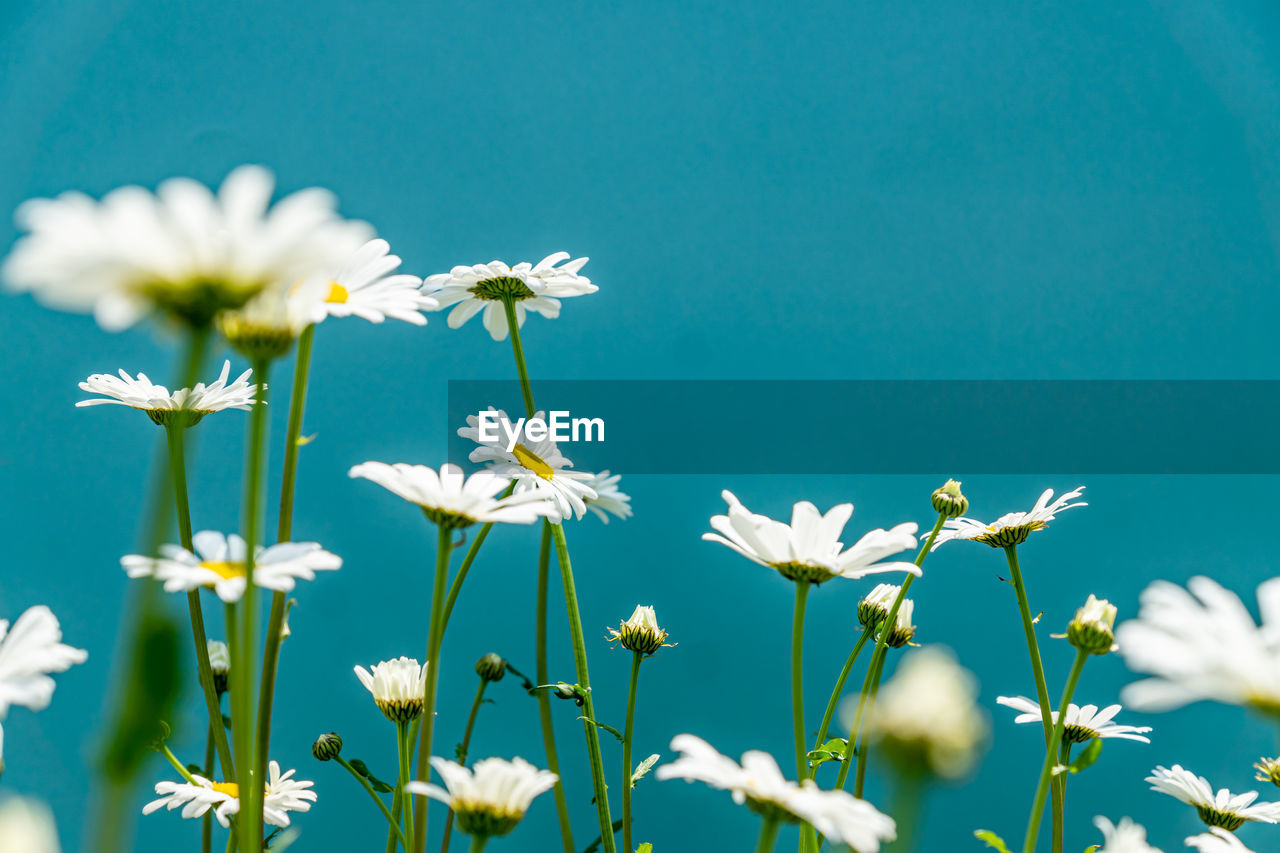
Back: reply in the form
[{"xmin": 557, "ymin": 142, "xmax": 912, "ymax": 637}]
[
  {"xmin": 1147, "ymin": 765, "xmax": 1280, "ymax": 830},
  {"xmin": 996, "ymin": 697, "xmax": 1152, "ymax": 744},
  {"xmin": 702, "ymin": 490, "xmax": 920, "ymax": 585},
  {"xmin": 930, "ymin": 487, "xmax": 1086, "ymax": 550},
  {"xmin": 3, "ymin": 165, "xmax": 372, "ymax": 330},
  {"xmin": 354, "ymin": 657, "xmax": 429, "ymax": 723},
  {"xmin": 217, "ymin": 277, "xmax": 329, "ymax": 361},
  {"xmin": 854, "ymin": 647, "xmax": 987, "ymax": 779},
  {"xmin": 1093, "ymin": 816, "xmax": 1162, "ymax": 853},
  {"xmin": 1117, "ymin": 576, "xmax": 1280, "ymax": 714},
  {"xmin": 655, "ymin": 734, "xmax": 896, "ymax": 852},
  {"xmin": 76, "ymin": 360, "xmax": 260, "ymax": 426},
  {"xmin": 406, "ymin": 756, "xmax": 557, "ymax": 838},
  {"xmin": 581, "ymin": 470, "xmax": 633, "ymax": 523},
  {"xmin": 348, "ymin": 461, "xmax": 553, "ymax": 528},
  {"xmin": 0, "ymin": 797, "xmax": 61, "ymax": 853},
  {"xmin": 1185, "ymin": 827, "xmax": 1255, "ymax": 853},
  {"xmin": 321, "ymin": 238, "xmax": 436, "ymax": 325},
  {"xmin": 458, "ymin": 408, "xmax": 598, "ymax": 524},
  {"xmin": 423, "ymin": 252, "xmax": 596, "ymax": 341},
  {"xmin": 142, "ymin": 761, "xmax": 315, "ymax": 828},
  {"xmin": 121, "ymin": 531, "xmax": 341, "ymax": 603},
  {"xmin": 0, "ymin": 606, "xmax": 88, "ymax": 770}
]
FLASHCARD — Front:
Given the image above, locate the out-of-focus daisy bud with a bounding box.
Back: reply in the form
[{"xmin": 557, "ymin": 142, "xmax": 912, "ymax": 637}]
[
  {"xmin": 858, "ymin": 584, "xmax": 898, "ymax": 632},
  {"xmin": 1255, "ymin": 757, "xmax": 1280, "ymax": 788},
  {"xmin": 1067, "ymin": 595, "xmax": 1117, "ymax": 656},
  {"xmin": 475, "ymin": 653, "xmax": 507, "ymax": 683},
  {"xmin": 207, "ymin": 640, "xmax": 230, "ymax": 696},
  {"xmin": 931, "ymin": 479, "xmax": 969, "ymax": 519},
  {"xmin": 882, "ymin": 599, "xmax": 916, "ymax": 649},
  {"xmin": 607, "ymin": 605, "xmax": 672, "ymax": 656},
  {"xmin": 312, "ymin": 732, "xmax": 343, "ymax": 762}
]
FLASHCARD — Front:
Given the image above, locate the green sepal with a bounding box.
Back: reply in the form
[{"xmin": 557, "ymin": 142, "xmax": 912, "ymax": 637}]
[{"xmin": 631, "ymin": 754, "xmax": 660, "ymax": 788}]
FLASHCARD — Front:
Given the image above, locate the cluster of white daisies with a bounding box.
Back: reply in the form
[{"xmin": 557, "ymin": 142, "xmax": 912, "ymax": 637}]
[{"xmin": 0, "ymin": 166, "xmax": 1276, "ymax": 853}]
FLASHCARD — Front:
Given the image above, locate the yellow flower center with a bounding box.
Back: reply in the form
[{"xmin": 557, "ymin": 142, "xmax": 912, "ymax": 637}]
[
  {"xmin": 512, "ymin": 444, "xmax": 555, "ymax": 480},
  {"xmin": 200, "ymin": 561, "xmax": 246, "ymax": 581},
  {"xmin": 326, "ymin": 282, "xmax": 350, "ymax": 303},
  {"xmin": 211, "ymin": 781, "xmax": 240, "ymax": 798}
]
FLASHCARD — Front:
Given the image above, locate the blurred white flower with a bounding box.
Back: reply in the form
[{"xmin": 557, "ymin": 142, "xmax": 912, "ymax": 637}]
[
  {"xmin": 1147, "ymin": 765, "xmax": 1280, "ymax": 830},
  {"xmin": 354, "ymin": 657, "xmax": 429, "ymax": 723},
  {"xmin": 655, "ymin": 734, "xmax": 896, "ymax": 852},
  {"xmin": 1185, "ymin": 827, "xmax": 1254, "ymax": 853},
  {"xmin": 1118, "ymin": 576, "xmax": 1280, "ymax": 714},
  {"xmin": 121, "ymin": 531, "xmax": 341, "ymax": 603},
  {"xmin": 423, "ymin": 252, "xmax": 596, "ymax": 341},
  {"xmin": 997, "ymin": 697, "xmax": 1151, "ymax": 744},
  {"xmin": 321, "ymin": 238, "xmax": 436, "ymax": 325},
  {"xmin": 4, "ymin": 165, "xmax": 371, "ymax": 329},
  {"xmin": 0, "ymin": 797, "xmax": 61, "ymax": 853},
  {"xmin": 77, "ymin": 360, "xmax": 259, "ymax": 426},
  {"xmin": 0, "ymin": 606, "xmax": 87, "ymax": 771},
  {"xmin": 217, "ymin": 277, "xmax": 328, "ymax": 360},
  {"xmin": 406, "ymin": 756, "xmax": 557, "ymax": 838},
  {"xmin": 703, "ymin": 490, "xmax": 919, "ymax": 585},
  {"xmin": 143, "ymin": 761, "xmax": 315, "ymax": 828},
  {"xmin": 930, "ymin": 487, "xmax": 1086, "ymax": 550},
  {"xmin": 459, "ymin": 408, "xmax": 598, "ymax": 524},
  {"xmin": 581, "ymin": 470, "xmax": 632, "ymax": 523},
  {"xmin": 1093, "ymin": 816, "xmax": 1162, "ymax": 853},
  {"xmin": 348, "ymin": 461, "xmax": 553, "ymax": 528},
  {"xmin": 854, "ymin": 647, "xmax": 987, "ymax": 779}
]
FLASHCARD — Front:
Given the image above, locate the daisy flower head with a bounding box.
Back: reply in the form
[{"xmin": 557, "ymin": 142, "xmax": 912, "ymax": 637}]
[
  {"xmin": 423, "ymin": 252, "xmax": 595, "ymax": 341},
  {"xmin": 1093, "ymin": 816, "xmax": 1162, "ymax": 853},
  {"xmin": 854, "ymin": 647, "xmax": 987, "ymax": 779},
  {"xmin": 354, "ymin": 657, "xmax": 429, "ymax": 723},
  {"xmin": 930, "ymin": 486, "xmax": 1086, "ymax": 550},
  {"xmin": 607, "ymin": 605, "xmax": 673, "ymax": 656},
  {"xmin": 1117, "ymin": 576, "xmax": 1280, "ymax": 715},
  {"xmin": 703, "ymin": 491, "xmax": 920, "ymax": 585},
  {"xmin": 0, "ymin": 605, "xmax": 88, "ymax": 770},
  {"xmin": 143, "ymin": 761, "xmax": 314, "ymax": 828},
  {"xmin": 348, "ymin": 462, "xmax": 553, "ymax": 529},
  {"xmin": 321, "ymin": 238, "xmax": 437, "ymax": 325},
  {"xmin": 121, "ymin": 531, "xmax": 341, "ymax": 603},
  {"xmin": 997, "ymin": 697, "xmax": 1152, "ymax": 744},
  {"xmin": 406, "ymin": 756, "xmax": 557, "ymax": 839},
  {"xmin": 4, "ymin": 165, "xmax": 372, "ymax": 330},
  {"xmin": 1147, "ymin": 765, "xmax": 1280, "ymax": 830},
  {"xmin": 217, "ymin": 276, "xmax": 328, "ymax": 361},
  {"xmin": 856, "ymin": 584, "xmax": 915, "ymax": 647},
  {"xmin": 1068, "ymin": 594, "xmax": 1119, "ymax": 655},
  {"xmin": 77, "ymin": 360, "xmax": 259, "ymax": 427},
  {"xmin": 0, "ymin": 797, "xmax": 61, "ymax": 853},
  {"xmin": 655, "ymin": 735, "xmax": 896, "ymax": 852},
  {"xmin": 458, "ymin": 408, "xmax": 597, "ymax": 524},
  {"xmin": 581, "ymin": 470, "xmax": 633, "ymax": 523},
  {"xmin": 1255, "ymin": 757, "xmax": 1280, "ymax": 788},
  {"xmin": 1186, "ymin": 827, "xmax": 1255, "ymax": 853}
]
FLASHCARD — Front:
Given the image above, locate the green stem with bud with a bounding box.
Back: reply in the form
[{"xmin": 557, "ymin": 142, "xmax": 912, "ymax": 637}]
[
  {"xmin": 755, "ymin": 818, "xmax": 782, "ymax": 853},
  {"xmin": 500, "ymin": 294, "xmax": 615, "ymax": 853},
  {"xmin": 535, "ymin": 522, "xmax": 576, "ymax": 853},
  {"xmin": 1022, "ymin": 648, "xmax": 1088, "ymax": 853},
  {"xmin": 440, "ymin": 679, "xmax": 490, "ymax": 853},
  {"xmin": 336, "ymin": 754, "xmax": 407, "ymax": 848},
  {"xmin": 622, "ymin": 650, "xmax": 644, "ymax": 853}
]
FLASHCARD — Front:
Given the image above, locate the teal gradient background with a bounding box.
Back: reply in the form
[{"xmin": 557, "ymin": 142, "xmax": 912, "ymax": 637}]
[{"xmin": 2, "ymin": 1, "xmax": 1279, "ymax": 850}]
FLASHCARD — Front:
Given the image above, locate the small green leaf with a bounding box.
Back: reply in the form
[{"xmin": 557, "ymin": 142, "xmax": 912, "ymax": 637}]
[
  {"xmin": 349, "ymin": 758, "xmax": 395, "ymax": 794},
  {"xmin": 1083, "ymin": 846, "xmax": 1099, "ymax": 853},
  {"xmin": 1055, "ymin": 739, "xmax": 1105, "ymax": 777},
  {"xmin": 296, "ymin": 434, "xmax": 318, "ymax": 446},
  {"xmin": 580, "ymin": 716, "xmax": 625, "ymax": 742},
  {"xmin": 581, "ymin": 819, "xmax": 625, "ymax": 853},
  {"xmin": 631, "ymin": 754, "xmax": 660, "ymax": 788},
  {"xmin": 806, "ymin": 737, "xmax": 848, "ymax": 767},
  {"xmin": 974, "ymin": 829, "xmax": 1013, "ymax": 853},
  {"xmin": 636, "ymin": 845, "xmax": 653, "ymax": 853}
]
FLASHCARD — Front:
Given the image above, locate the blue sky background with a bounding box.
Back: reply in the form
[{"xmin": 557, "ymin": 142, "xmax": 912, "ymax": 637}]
[{"xmin": 2, "ymin": 0, "xmax": 1279, "ymax": 850}]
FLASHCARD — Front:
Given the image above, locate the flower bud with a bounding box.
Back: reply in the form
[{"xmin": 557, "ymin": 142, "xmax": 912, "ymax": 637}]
[
  {"xmin": 607, "ymin": 605, "xmax": 671, "ymax": 656},
  {"xmin": 1256, "ymin": 758, "xmax": 1280, "ymax": 788},
  {"xmin": 312, "ymin": 732, "xmax": 343, "ymax": 762},
  {"xmin": 882, "ymin": 599, "xmax": 917, "ymax": 649},
  {"xmin": 931, "ymin": 479, "xmax": 969, "ymax": 518},
  {"xmin": 858, "ymin": 584, "xmax": 898, "ymax": 631},
  {"xmin": 475, "ymin": 653, "xmax": 507, "ymax": 683},
  {"xmin": 1066, "ymin": 594, "xmax": 1117, "ymax": 655},
  {"xmin": 207, "ymin": 640, "xmax": 230, "ymax": 695}
]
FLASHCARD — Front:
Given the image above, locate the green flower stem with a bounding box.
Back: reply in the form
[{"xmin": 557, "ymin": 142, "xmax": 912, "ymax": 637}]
[
  {"xmin": 622, "ymin": 650, "xmax": 644, "ymax": 853},
  {"xmin": 887, "ymin": 771, "xmax": 924, "ymax": 852},
  {"xmin": 203, "ymin": 725, "xmax": 215, "ymax": 853},
  {"xmin": 1004, "ymin": 545, "xmax": 1064, "ymax": 849},
  {"xmin": 94, "ymin": 325, "xmax": 209, "ymax": 853},
  {"xmin": 159, "ymin": 742, "xmax": 198, "ymax": 784},
  {"xmin": 233, "ymin": 358, "xmax": 271, "ymax": 852},
  {"xmin": 535, "ymin": 522, "xmax": 576, "ymax": 853},
  {"xmin": 1055, "ymin": 739, "xmax": 1072, "ymax": 853},
  {"xmin": 412, "ymin": 524, "xmax": 454, "ymax": 851},
  {"xmin": 388, "ymin": 720, "xmax": 411, "ymax": 853},
  {"xmin": 791, "ymin": 580, "xmax": 812, "ymax": 783},
  {"xmin": 813, "ymin": 632, "xmax": 871, "ymax": 768},
  {"xmin": 336, "ymin": 755, "xmax": 407, "ymax": 848},
  {"xmin": 833, "ymin": 647, "xmax": 885, "ymax": 793},
  {"xmin": 1022, "ymin": 648, "xmax": 1089, "ymax": 853},
  {"xmin": 402, "ymin": 719, "xmax": 417, "ymax": 852},
  {"xmin": 439, "ymin": 482, "xmax": 516, "ymax": 635},
  {"xmin": 468, "ymin": 837, "xmax": 488, "ymax": 853},
  {"xmin": 500, "ymin": 295, "xmax": 614, "ymax": 852},
  {"xmin": 755, "ymin": 818, "xmax": 782, "ymax": 853},
  {"xmin": 440, "ymin": 679, "xmax": 490, "ymax": 853},
  {"xmin": 256, "ymin": 324, "xmax": 315, "ymax": 799},
  {"xmin": 164, "ymin": 423, "xmax": 236, "ymax": 782}
]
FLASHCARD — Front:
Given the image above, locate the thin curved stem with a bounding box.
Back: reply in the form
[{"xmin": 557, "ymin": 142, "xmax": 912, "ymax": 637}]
[
  {"xmin": 814, "ymin": 632, "xmax": 871, "ymax": 767},
  {"xmin": 439, "ymin": 482, "xmax": 514, "ymax": 636},
  {"xmin": 834, "ymin": 647, "xmax": 885, "ymax": 792},
  {"xmin": 1022, "ymin": 649, "xmax": 1088, "ymax": 853},
  {"xmin": 791, "ymin": 581, "xmax": 811, "ymax": 782},
  {"xmin": 535, "ymin": 522, "xmax": 576, "ymax": 853},
  {"xmin": 412, "ymin": 524, "xmax": 454, "ymax": 850},
  {"xmin": 441, "ymin": 680, "xmax": 489, "ymax": 853},
  {"xmin": 622, "ymin": 651, "xmax": 643, "ymax": 853},
  {"xmin": 336, "ymin": 755, "xmax": 406, "ymax": 848}
]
